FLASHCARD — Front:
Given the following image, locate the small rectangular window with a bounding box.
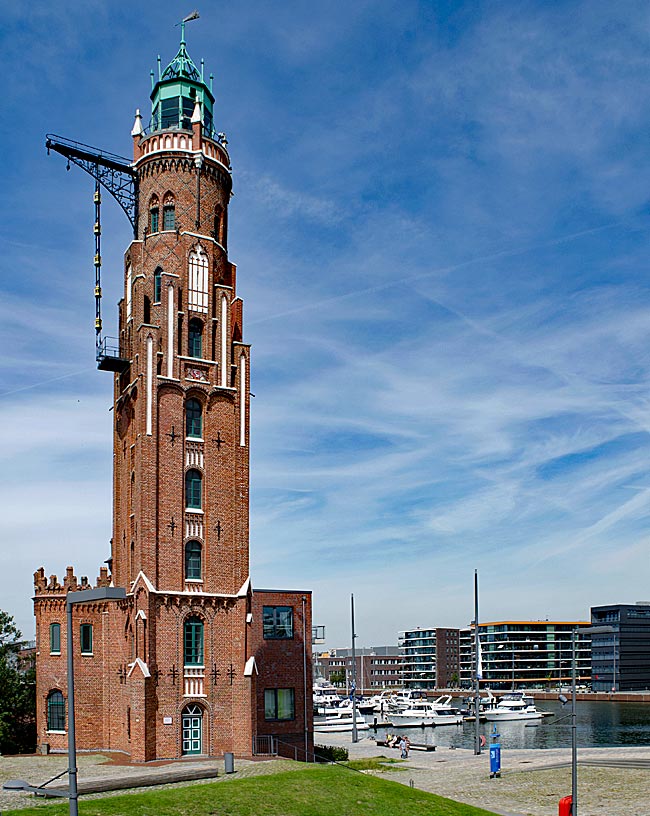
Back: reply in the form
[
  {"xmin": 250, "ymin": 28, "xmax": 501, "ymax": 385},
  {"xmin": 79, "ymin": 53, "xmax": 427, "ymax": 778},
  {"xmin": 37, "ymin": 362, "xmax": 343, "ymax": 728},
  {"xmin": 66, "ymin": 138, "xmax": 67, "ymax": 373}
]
[
  {"xmin": 50, "ymin": 623, "xmax": 61, "ymax": 654},
  {"xmin": 80, "ymin": 623, "xmax": 93, "ymax": 655},
  {"xmin": 263, "ymin": 606, "xmax": 294, "ymax": 639},
  {"xmin": 264, "ymin": 688, "xmax": 295, "ymax": 721},
  {"xmin": 150, "ymin": 208, "xmax": 159, "ymax": 233}
]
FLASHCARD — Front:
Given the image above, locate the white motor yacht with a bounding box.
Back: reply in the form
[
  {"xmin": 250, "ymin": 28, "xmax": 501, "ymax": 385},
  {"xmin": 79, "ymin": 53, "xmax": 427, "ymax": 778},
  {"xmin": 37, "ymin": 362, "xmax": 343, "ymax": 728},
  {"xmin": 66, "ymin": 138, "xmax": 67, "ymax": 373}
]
[
  {"xmin": 314, "ymin": 708, "xmax": 370, "ymax": 733},
  {"xmin": 483, "ymin": 693, "xmax": 544, "ymax": 722},
  {"xmin": 388, "ymin": 702, "xmax": 464, "ymax": 727}
]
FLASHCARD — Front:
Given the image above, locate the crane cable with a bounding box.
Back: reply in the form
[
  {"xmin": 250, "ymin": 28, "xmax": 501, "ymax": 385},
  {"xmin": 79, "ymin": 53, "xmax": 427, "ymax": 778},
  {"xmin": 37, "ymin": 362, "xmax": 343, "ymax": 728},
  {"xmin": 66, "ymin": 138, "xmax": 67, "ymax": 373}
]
[{"xmin": 94, "ymin": 175, "xmax": 103, "ymax": 352}]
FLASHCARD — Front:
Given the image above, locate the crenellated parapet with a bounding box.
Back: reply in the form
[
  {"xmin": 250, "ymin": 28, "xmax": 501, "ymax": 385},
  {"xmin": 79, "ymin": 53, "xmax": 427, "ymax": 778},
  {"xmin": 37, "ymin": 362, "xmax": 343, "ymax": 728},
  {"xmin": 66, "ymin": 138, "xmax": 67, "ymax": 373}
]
[{"xmin": 33, "ymin": 565, "xmax": 112, "ymax": 596}]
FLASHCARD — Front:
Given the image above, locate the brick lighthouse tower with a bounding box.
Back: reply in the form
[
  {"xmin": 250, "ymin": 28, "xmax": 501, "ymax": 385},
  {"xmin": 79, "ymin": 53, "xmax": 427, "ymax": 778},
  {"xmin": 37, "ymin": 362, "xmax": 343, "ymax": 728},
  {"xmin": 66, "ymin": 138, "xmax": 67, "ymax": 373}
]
[{"xmin": 33, "ymin": 26, "xmax": 312, "ymax": 761}]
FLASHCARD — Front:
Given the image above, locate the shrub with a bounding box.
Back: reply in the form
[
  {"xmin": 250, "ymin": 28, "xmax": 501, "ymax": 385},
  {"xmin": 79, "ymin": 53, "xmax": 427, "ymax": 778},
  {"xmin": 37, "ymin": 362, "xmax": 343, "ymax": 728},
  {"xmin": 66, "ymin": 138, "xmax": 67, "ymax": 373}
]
[{"xmin": 314, "ymin": 743, "xmax": 349, "ymax": 762}]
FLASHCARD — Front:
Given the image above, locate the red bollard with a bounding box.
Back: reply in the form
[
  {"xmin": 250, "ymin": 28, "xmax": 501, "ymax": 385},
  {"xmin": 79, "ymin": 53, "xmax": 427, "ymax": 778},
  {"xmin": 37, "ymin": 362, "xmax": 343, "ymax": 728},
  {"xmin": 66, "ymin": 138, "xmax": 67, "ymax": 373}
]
[{"xmin": 558, "ymin": 795, "xmax": 572, "ymax": 815}]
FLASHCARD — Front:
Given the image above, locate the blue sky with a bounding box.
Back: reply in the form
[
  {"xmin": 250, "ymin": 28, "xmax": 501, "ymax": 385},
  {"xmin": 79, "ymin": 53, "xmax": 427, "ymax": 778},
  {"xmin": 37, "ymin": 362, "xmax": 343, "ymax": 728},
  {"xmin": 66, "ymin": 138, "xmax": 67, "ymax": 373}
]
[{"xmin": 3, "ymin": 0, "xmax": 650, "ymax": 647}]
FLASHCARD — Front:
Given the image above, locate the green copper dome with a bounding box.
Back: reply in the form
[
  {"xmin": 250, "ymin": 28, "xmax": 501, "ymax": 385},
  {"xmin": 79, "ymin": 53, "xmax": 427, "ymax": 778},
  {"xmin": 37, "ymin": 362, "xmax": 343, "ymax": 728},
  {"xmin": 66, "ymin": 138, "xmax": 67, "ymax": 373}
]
[{"xmin": 150, "ymin": 23, "xmax": 215, "ymax": 137}]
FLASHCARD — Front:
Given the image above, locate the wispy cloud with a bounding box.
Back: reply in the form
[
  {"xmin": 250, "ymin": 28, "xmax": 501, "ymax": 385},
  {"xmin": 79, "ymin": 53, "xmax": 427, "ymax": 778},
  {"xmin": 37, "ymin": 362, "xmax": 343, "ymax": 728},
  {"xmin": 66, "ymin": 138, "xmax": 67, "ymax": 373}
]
[{"xmin": 2, "ymin": 0, "xmax": 650, "ymax": 644}]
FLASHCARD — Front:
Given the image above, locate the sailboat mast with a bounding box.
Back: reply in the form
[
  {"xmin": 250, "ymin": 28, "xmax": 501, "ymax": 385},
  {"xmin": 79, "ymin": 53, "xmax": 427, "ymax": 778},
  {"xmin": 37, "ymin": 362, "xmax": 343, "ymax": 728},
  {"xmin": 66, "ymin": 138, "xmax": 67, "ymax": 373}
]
[{"xmin": 474, "ymin": 569, "xmax": 482, "ymax": 755}]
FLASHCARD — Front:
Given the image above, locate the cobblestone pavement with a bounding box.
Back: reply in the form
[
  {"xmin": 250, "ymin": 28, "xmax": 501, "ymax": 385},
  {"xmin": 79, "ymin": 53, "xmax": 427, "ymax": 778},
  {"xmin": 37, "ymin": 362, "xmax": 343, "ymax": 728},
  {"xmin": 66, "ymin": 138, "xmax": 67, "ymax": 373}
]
[
  {"xmin": 0, "ymin": 753, "xmax": 298, "ymax": 812},
  {"xmin": 2, "ymin": 740, "xmax": 650, "ymax": 815},
  {"xmin": 316, "ymin": 733, "xmax": 650, "ymax": 816}
]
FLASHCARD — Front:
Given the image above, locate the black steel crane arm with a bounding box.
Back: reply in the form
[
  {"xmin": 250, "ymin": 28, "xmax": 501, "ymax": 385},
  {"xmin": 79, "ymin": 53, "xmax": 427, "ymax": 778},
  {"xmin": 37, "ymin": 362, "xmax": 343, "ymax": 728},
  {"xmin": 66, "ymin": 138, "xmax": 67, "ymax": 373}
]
[{"xmin": 45, "ymin": 134, "xmax": 139, "ymax": 236}]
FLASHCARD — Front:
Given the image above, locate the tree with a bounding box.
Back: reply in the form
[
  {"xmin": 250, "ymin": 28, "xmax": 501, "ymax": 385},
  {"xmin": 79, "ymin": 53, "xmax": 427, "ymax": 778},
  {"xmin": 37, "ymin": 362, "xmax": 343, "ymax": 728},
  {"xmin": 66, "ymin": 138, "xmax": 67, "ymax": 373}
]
[
  {"xmin": 0, "ymin": 610, "xmax": 36, "ymax": 754},
  {"xmin": 329, "ymin": 670, "xmax": 347, "ymax": 687}
]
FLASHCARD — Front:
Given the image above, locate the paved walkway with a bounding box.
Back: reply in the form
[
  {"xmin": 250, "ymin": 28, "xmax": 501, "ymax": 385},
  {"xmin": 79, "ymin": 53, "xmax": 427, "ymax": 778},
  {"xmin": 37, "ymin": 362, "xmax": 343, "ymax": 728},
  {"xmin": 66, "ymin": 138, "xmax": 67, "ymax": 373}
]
[
  {"xmin": 2, "ymin": 739, "xmax": 649, "ymax": 815},
  {"xmin": 316, "ymin": 732, "xmax": 650, "ymax": 816},
  {"xmin": 0, "ymin": 753, "xmax": 297, "ymax": 812}
]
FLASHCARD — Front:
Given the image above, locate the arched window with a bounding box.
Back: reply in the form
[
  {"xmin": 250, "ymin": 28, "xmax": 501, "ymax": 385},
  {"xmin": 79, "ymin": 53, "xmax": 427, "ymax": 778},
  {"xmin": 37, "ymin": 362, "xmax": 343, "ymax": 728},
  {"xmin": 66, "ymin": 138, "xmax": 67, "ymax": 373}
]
[
  {"xmin": 186, "ymin": 398, "xmax": 202, "ymax": 438},
  {"xmin": 185, "ymin": 541, "xmax": 202, "ymax": 580},
  {"xmin": 188, "ymin": 318, "xmax": 203, "ymax": 358},
  {"xmin": 163, "ymin": 193, "xmax": 175, "ymax": 230},
  {"xmin": 50, "ymin": 623, "xmax": 61, "ymax": 654},
  {"xmin": 47, "ymin": 690, "xmax": 66, "ymax": 731},
  {"xmin": 188, "ymin": 246, "xmax": 209, "ymax": 313},
  {"xmin": 153, "ymin": 267, "xmax": 162, "ymax": 303},
  {"xmin": 149, "ymin": 195, "xmax": 160, "ymax": 233},
  {"xmin": 184, "ymin": 616, "xmax": 204, "ymax": 665},
  {"xmin": 185, "ymin": 469, "xmax": 202, "ymax": 509}
]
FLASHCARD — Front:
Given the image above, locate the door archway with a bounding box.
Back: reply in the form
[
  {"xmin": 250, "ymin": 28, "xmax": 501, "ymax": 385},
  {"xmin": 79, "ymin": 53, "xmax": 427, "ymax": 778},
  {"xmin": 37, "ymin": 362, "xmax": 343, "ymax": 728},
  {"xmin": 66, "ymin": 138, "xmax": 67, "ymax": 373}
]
[{"xmin": 182, "ymin": 704, "xmax": 203, "ymax": 755}]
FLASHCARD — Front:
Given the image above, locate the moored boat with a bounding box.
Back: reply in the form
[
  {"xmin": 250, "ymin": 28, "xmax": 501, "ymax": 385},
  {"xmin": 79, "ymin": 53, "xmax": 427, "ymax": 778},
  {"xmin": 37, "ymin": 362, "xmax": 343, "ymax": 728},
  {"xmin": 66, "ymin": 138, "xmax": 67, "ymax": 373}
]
[
  {"xmin": 388, "ymin": 702, "xmax": 464, "ymax": 727},
  {"xmin": 483, "ymin": 693, "xmax": 544, "ymax": 722},
  {"xmin": 314, "ymin": 708, "xmax": 370, "ymax": 733}
]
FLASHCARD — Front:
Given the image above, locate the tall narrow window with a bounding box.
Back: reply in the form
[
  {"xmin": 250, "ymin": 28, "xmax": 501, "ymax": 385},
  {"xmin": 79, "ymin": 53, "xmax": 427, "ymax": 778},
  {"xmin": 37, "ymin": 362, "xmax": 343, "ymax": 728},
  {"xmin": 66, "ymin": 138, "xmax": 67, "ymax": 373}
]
[
  {"xmin": 184, "ymin": 616, "xmax": 204, "ymax": 665},
  {"xmin": 150, "ymin": 195, "xmax": 160, "ymax": 233},
  {"xmin": 188, "ymin": 246, "xmax": 209, "ymax": 313},
  {"xmin": 80, "ymin": 623, "xmax": 93, "ymax": 655},
  {"xmin": 50, "ymin": 623, "xmax": 61, "ymax": 654},
  {"xmin": 185, "ymin": 541, "xmax": 202, "ymax": 580},
  {"xmin": 126, "ymin": 264, "xmax": 132, "ymax": 320},
  {"xmin": 186, "ymin": 398, "xmax": 202, "ymax": 438},
  {"xmin": 185, "ymin": 469, "xmax": 202, "ymax": 509},
  {"xmin": 47, "ymin": 690, "xmax": 66, "ymax": 731},
  {"xmin": 154, "ymin": 267, "xmax": 162, "ymax": 303},
  {"xmin": 214, "ymin": 206, "xmax": 223, "ymax": 244},
  {"xmin": 163, "ymin": 193, "xmax": 175, "ymax": 230},
  {"xmin": 188, "ymin": 318, "xmax": 203, "ymax": 359}
]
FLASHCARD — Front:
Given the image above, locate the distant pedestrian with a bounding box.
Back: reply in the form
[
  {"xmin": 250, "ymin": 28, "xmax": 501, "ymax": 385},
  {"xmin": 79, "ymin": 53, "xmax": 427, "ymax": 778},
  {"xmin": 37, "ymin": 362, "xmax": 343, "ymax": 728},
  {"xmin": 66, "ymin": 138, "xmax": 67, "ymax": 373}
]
[
  {"xmin": 399, "ymin": 737, "xmax": 407, "ymax": 758},
  {"xmin": 404, "ymin": 736, "xmax": 410, "ymax": 757}
]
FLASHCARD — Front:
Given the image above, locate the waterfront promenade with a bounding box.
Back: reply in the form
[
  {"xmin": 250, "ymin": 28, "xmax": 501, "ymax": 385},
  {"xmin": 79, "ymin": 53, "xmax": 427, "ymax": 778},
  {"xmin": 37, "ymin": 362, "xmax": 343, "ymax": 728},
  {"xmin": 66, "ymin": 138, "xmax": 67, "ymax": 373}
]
[
  {"xmin": 1, "ymin": 739, "xmax": 648, "ymax": 815},
  {"xmin": 317, "ymin": 732, "xmax": 650, "ymax": 816}
]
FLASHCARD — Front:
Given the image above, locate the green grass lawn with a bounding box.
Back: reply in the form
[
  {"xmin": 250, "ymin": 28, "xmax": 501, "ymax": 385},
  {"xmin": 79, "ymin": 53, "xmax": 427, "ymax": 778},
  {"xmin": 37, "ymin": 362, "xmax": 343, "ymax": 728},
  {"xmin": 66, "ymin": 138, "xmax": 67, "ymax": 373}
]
[{"xmin": 3, "ymin": 764, "xmax": 499, "ymax": 816}]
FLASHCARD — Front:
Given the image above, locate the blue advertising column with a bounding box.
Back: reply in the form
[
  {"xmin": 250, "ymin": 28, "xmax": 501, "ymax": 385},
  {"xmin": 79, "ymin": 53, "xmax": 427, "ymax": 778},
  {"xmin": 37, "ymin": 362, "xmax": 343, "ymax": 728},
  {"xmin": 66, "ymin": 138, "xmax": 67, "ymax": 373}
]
[{"xmin": 489, "ymin": 725, "xmax": 501, "ymax": 778}]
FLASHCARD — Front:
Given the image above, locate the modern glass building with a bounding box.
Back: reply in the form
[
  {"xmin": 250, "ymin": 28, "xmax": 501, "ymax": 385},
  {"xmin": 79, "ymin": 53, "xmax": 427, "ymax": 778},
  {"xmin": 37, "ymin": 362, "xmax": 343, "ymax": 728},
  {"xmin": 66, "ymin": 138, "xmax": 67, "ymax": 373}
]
[
  {"xmin": 398, "ymin": 628, "xmax": 460, "ymax": 689},
  {"xmin": 459, "ymin": 621, "xmax": 592, "ymax": 689},
  {"xmin": 590, "ymin": 603, "xmax": 650, "ymax": 692}
]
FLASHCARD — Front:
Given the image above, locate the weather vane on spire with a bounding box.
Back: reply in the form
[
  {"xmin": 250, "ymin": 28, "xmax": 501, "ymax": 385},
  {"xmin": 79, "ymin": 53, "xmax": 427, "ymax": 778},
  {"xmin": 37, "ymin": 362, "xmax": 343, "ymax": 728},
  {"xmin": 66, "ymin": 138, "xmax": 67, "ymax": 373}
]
[{"xmin": 178, "ymin": 10, "xmax": 200, "ymax": 44}]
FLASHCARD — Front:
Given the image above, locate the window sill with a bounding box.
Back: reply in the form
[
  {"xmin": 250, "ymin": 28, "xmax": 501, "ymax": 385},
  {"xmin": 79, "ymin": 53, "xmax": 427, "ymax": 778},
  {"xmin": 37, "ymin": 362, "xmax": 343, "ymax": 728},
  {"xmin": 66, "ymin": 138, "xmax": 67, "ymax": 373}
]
[
  {"xmin": 183, "ymin": 665, "xmax": 205, "ymax": 670},
  {"xmin": 186, "ymin": 437, "xmax": 204, "ymax": 443},
  {"xmin": 80, "ymin": 653, "xmax": 94, "ymax": 657},
  {"xmin": 185, "ymin": 579, "xmax": 203, "ymax": 583},
  {"xmin": 47, "ymin": 730, "xmax": 67, "ymax": 735},
  {"xmin": 185, "ymin": 508, "xmax": 204, "ymax": 514},
  {"xmin": 50, "ymin": 651, "xmax": 61, "ymax": 656}
]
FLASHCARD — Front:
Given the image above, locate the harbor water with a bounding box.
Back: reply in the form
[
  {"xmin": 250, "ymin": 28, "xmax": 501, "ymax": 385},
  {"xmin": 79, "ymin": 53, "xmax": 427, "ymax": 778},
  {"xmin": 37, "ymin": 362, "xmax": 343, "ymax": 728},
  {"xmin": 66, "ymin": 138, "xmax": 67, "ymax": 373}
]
[{"xmin": 373, "ymin": 700, "xmax": 650, "ymax": 749}]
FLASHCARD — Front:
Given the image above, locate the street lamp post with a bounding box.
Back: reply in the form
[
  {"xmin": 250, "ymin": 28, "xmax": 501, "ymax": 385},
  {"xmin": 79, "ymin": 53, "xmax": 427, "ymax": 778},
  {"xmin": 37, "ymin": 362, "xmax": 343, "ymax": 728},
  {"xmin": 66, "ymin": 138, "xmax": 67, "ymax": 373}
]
[
  {"xmin": 3, "ymin": 587, "xmax": 126, "ymax": 815},
  {"xmin": 66, "ymin": 587, "xmax": 126, "ymax": 816}
]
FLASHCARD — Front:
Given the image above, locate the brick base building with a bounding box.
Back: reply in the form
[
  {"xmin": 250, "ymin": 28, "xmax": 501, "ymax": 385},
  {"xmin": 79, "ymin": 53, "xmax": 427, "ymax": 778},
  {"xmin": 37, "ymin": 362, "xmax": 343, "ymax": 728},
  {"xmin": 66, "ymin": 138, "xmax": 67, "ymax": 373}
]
[{"xmin": 34, "ymin": 30, "xmax": 312, "ymax": 761}]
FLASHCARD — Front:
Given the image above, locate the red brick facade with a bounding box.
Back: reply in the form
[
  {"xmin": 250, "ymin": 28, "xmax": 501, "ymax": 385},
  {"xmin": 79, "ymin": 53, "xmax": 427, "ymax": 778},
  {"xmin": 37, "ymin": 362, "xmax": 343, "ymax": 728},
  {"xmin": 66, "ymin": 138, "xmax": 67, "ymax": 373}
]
[{"xmin": 33, "ymin": 42, "xmax": 312, "ymax": 761}]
